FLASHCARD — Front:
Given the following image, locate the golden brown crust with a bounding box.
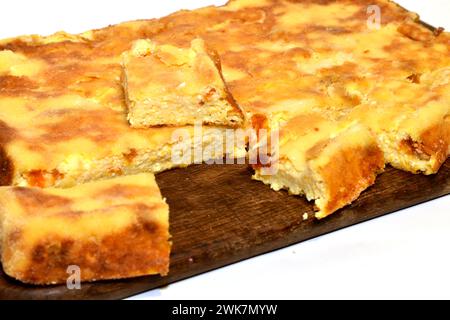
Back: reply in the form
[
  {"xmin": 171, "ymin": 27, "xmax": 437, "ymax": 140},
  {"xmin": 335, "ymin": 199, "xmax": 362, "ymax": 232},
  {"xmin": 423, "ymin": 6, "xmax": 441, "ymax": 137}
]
[
  {"xmin": 317, "ymin": 145, "xmax": 385, "ymax": 217},
  {"xmin": 397, "ymin": 18, "xmax": 437, "ymax": 42},
  {"xmin": 0, "ymin": 174, "xmax": 170, "ymax": 285},
  {"xmin": 0, "ymin": 148, "xmax": 13, "ymax": 186},
  {"xmin": 20, "ymin": 214, "xmax": 170, "ymax": 284}
]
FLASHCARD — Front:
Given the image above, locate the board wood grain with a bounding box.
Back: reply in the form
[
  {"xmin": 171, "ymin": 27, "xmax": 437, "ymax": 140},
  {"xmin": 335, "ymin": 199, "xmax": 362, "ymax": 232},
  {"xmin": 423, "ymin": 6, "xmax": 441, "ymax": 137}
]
[{"xmin": 0, "ymin": 160, "xmax": 449, "ymax": 300}]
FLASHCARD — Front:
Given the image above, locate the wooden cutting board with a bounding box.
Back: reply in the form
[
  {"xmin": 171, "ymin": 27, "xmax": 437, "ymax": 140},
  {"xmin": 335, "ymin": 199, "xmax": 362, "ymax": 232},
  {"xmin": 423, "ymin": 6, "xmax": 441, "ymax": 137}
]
[{"xmin": 0, "ymin": 160, "xmax": 449, "ymax": 299}]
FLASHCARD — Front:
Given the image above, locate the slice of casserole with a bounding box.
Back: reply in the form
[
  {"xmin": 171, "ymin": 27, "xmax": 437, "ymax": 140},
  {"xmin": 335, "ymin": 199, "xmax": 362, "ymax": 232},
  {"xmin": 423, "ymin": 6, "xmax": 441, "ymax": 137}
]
[
  {"xmin": 252, "ymin": 114, "xmax": 385, "ymax": 219},
  {"xmin": 122, "ymin": 38, "xmax": 244, "ymax": 128},
  {"xmin": 0, "ymin": 173, "xmax": 170, "ymax": 285}
]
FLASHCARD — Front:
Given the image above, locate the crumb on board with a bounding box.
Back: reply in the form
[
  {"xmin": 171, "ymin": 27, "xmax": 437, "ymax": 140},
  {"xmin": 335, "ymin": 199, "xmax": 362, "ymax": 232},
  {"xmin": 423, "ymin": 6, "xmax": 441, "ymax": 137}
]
[{"xmin": 302, "ymin": 213, "xmax": 308, "ymax": 221}]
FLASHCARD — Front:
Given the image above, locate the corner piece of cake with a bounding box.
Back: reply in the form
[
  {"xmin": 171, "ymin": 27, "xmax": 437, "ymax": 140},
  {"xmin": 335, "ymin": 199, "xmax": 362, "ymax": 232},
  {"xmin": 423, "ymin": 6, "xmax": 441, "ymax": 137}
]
[
  {"xmin": 0, "ymin": 173, "xmax": 170, "ymax": 285},
  {"xmin": 122, "ymin": 38, "xmax": 245, "ymax": 128},
  {"xmin": 252, "ymin": 114, "xmax": 385, "ymax": 219}
]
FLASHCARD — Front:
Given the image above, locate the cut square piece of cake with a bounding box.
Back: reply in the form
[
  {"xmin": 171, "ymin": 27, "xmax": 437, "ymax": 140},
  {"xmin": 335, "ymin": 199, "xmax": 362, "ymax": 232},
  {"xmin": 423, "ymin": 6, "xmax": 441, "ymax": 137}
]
[
  {"xmin": 252, "ymin": 114, "xmax": 385, "ymax": 219},
  {"xmin": 122, "ymin": 38, "xmax": 245, "ymax": 128},
  {"xmin": 0, "ymin": 173, "xmax": 170, "ymax": 285}
]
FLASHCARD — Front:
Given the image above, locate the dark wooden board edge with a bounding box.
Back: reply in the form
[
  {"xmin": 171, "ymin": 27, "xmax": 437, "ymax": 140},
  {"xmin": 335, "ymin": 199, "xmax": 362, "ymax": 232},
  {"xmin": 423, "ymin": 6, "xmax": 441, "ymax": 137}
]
[{"xmin": 0, "ymin": 160, "xmax": 448, "ymax": 300}]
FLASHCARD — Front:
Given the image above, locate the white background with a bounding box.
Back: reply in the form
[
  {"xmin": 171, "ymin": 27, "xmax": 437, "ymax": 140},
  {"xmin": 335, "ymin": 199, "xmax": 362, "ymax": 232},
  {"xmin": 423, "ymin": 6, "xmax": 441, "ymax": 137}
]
[{"xmin": 1, "ymin": 1, "xmax": 448, "ymax": 300}]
